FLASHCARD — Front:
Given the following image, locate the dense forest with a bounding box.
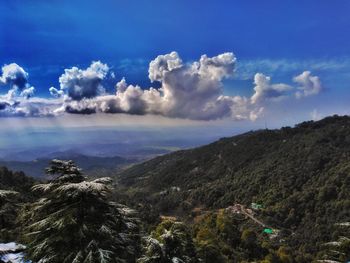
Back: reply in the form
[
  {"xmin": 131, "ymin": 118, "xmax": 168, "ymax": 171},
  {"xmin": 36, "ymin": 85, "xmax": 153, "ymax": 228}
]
[{"xmin": 1, "ymin": 115, "xmax": 350, "ymax": 262}]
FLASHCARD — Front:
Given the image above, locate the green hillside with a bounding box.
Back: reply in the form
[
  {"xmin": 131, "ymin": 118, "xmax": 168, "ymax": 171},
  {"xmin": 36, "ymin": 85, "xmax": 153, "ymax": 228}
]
[{"xmin": 117, "ymin": 115, "xmax": 350, "ymax": 256}]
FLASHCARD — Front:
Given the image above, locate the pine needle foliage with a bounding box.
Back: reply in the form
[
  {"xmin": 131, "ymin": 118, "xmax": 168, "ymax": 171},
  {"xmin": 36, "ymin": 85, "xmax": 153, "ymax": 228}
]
[
  {"xmin": 22, "ymin": 159, "xmax": 140, "ymax": 263},
  {"xmin": 137, "ymin": 220, "xmax": 197, "ymax": 263}
]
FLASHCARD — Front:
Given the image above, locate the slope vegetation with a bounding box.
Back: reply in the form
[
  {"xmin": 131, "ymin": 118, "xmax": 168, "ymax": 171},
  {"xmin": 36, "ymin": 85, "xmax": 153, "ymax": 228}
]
[{"xmin": 118, "ymin": 115, "xmax": 350, "ymax": 254}]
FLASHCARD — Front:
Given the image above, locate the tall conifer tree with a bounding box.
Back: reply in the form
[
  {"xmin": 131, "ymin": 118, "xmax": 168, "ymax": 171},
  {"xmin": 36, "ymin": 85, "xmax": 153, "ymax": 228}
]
[{"xmin": 22, "ymin": 159, "xmax": 139, "ymax": 263}]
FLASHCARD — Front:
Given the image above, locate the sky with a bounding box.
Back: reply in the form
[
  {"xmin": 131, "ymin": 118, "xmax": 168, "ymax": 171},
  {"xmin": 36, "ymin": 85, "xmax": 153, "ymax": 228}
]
[{"xmin": 1, "ymin": 0, "xmax": 350, "ymax": 159}]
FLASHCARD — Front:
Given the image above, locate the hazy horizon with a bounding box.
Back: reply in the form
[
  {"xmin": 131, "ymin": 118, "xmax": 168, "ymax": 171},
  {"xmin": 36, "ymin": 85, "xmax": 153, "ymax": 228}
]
[{"xmin": 2, "ymin": 1, "xmax": 350, "ymax": 160}]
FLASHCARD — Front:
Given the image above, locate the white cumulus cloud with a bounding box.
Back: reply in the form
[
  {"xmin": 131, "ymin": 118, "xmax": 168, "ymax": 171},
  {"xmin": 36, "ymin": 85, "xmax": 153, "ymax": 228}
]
[
  {"xmin": 0, "ymin": 52, "xmax": 323, "ymax": 120},
  {"xmin": 251, "ymin": 73, "xmax": 292, "ymax": 104},
  {"xmin": 294, "ymin": 71, "xmax": 322, "ymax": 99},
  {"xmin": 53, "ymin": 61, "xmax": 109, "ymax": 101},
  {"xmin": 0, "ymin": 63, "xmax": 38, "ymax": 116},
  {"xmin": 0, "ymin": 63, "xmax": 29, "ymax": 90},
  {"xmin": 63, "ymin": 52, "xmax": 243, "ymax": 120}
]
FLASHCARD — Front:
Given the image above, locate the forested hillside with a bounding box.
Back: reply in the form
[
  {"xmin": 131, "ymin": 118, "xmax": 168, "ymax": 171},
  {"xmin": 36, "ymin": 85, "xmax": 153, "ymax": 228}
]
[
  {"xmin": 117, "ymin": 115, "xmax": 350, "ymax": 258},
  {"xmin": 0, "ymin": 167, "xmax": 35, "ymax": 193}
]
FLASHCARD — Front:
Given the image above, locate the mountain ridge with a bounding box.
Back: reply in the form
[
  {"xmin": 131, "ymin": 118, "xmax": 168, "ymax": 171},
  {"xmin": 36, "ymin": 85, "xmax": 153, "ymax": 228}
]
[
  {"xmin": 0, "ymin": 154, "xmax": 138, "ymax": 179},
  {"xmin": 117, "ymin": 115, "xmax": 350, "ymax": 254}
]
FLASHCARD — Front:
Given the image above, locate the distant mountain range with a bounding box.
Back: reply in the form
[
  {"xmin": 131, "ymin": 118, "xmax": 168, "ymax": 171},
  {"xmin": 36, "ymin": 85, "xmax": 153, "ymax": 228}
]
[
  {"xmin": 0, "ymin": 127, "xmax": 227, "ymax": 162},
  {"xmin": 0, "ymin": 154, "xmax": 138, "ymax": 179}
]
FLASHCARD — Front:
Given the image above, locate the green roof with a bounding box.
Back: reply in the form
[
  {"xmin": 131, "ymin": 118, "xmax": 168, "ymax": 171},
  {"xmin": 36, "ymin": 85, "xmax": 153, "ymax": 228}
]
[
  {"xmin": 263, "ymin": 228, "xmax": 274, "ymax": 234},
  {"xmin": 251, "ymin": 203, "xmax": 263, "ymax": 209}
]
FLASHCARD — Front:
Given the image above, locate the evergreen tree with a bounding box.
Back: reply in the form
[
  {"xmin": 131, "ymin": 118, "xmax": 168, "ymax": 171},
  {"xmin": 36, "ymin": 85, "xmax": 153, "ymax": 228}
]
[
  {"xmin": 137, "ymin": 220, "xmax": 197, "ymax": 263},
  {"xmin": 22, "ymin": 159, "xmax": 140, "ymax": 263}
]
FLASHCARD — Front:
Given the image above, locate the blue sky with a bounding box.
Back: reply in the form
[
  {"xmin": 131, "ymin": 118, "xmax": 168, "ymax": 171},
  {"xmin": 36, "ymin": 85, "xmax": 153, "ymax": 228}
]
[
  {"xmin": 2, "ymin": 0, "xmax": 350, "ymax": 93},
  {"xmin": 1, "ymin": 1, "xmax": 350, "ymax": 158}
]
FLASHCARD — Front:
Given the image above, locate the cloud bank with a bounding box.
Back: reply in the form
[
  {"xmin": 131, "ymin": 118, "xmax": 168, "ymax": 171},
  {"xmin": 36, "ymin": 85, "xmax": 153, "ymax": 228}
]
[{"xmin": 0, "ymin": 52, "xmax": 322, "ymax": 121}]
